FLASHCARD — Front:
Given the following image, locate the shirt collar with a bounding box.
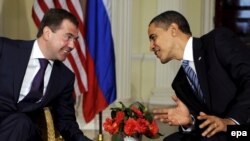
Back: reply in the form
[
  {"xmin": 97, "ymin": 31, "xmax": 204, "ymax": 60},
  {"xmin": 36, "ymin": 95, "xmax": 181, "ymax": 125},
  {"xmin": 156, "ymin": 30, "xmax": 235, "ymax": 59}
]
[
  {"xmin": 30, "ymin": 40, "xmax": 44, "ymax": 59},
  {"xmin": 183, "ymin": 37, "xmax": 194, "ymax": 62},
  {"xmin": 30, "ymin": 40, "xmax": 54, "ymax": 65}
]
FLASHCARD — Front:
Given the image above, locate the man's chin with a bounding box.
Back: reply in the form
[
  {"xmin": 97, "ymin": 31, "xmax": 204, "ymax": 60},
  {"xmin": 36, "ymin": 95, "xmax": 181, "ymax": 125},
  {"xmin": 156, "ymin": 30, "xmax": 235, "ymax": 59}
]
[
  {"xmin": 160, "ymin": 59, "xmax": 170, "ymax": 64},
  {"xmin": 58, "ymin": 54, "xmax": 68, "ymax": 61},
  {"xmin": 55, "ymin": 57, "xmax": 66, "ymax": 62}
]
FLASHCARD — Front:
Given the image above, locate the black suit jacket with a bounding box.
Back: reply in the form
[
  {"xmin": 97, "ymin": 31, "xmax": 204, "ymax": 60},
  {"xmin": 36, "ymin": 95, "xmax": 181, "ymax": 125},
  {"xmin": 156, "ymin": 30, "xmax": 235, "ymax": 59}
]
[
  {"xmin": 0, "ymin": 37, "xmax": 88, "ymax": 141},
  {"xmin": 172, "ymin": 27, "xmax": 250, "ymax": 132}
]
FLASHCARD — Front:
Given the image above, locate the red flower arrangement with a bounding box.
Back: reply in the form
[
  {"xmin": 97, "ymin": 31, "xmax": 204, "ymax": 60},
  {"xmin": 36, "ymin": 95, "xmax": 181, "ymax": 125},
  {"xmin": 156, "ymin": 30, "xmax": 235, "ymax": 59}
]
[{"xmin": 103, "ymin": 101, "xmax": 162, "ymax": 139}]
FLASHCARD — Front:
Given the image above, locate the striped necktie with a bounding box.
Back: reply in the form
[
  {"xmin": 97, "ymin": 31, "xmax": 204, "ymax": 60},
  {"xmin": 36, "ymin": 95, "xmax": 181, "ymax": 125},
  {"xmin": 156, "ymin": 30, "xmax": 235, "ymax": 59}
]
[{"xmin": 182, "ymin": 60, "xmax": 205, "ymax": 103}]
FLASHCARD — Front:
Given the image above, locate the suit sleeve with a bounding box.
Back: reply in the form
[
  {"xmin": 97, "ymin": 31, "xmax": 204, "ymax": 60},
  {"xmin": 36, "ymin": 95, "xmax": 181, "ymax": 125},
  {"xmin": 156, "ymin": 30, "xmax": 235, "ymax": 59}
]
[
  {"xmin": 50, "ymin": 72, "xmax": 92, "ymax": 141},
  {"xmin": 0, "ymin": 38, "xmax": 3, "ymax": 57},
  {"xmin": 215, "ymin": 28, "xmax": 250, "ymax": 124}
]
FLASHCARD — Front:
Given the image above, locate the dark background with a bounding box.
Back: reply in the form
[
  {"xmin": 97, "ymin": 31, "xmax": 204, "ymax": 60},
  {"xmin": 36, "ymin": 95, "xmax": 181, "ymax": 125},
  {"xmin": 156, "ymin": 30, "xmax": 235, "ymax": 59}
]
[{"xmin": 215, "ymin": 0, "xmax": 250, "ymax": 47}]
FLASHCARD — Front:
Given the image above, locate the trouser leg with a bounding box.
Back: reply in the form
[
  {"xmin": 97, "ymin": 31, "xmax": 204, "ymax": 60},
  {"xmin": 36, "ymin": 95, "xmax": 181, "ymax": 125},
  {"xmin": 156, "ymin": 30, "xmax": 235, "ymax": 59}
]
[
  {"xmin": 0, "ymin": 113, "xmax": 42, "ymax": 141},
  {"xmin": 163, "ymin": 132, "xmax": 227, "ymax": 141}
]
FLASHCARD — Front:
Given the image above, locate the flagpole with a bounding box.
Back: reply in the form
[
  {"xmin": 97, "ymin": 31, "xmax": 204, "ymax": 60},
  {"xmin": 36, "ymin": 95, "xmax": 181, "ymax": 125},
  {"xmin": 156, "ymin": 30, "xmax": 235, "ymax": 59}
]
[{"xmin": 98, "ymin": 112, "xmax": 103, "ymax": 141}]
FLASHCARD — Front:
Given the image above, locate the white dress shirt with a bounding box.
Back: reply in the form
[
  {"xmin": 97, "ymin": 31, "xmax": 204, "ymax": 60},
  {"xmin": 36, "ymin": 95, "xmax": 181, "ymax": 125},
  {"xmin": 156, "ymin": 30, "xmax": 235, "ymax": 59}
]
[
  {"xmin": 183, "ymin": 37, "xmax": 196, "ymax": 73},
  {"xmin": 18, "ymin": 40, "xmax": 53, "ymax": 102}
]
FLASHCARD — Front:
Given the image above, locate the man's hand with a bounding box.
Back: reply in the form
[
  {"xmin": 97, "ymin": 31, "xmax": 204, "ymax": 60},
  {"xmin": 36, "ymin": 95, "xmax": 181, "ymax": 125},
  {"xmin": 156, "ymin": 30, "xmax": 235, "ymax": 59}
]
[
  {"xmin": 152, "ymin": 95, "xmax": 192, "ymax": 126},
  {"xmin": 197, "ymin": 112, "xmax": 236, "ymax": 138}
]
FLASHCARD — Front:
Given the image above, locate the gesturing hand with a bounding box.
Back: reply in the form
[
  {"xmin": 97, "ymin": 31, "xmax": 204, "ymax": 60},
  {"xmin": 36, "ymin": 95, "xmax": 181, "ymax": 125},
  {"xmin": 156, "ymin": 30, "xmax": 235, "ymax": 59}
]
[
  {"xmin": 197, "ymin": 112, "xmax": 236, "ymax": 138},
  {"xmin": 152, "ymin": 95, "xmax": 192, "ymax": 126}
]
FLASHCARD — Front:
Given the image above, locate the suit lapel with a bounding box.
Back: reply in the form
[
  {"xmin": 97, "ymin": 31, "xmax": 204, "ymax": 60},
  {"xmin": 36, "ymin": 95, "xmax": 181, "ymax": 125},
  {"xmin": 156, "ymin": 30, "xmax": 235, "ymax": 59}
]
[
  {"xmin": 41, "ymin": 61, "xmax": 61, "ymax": 103},
  {"xmin": 172, "ymin": 67, "xmax": 208, "ymax": 113},
  {"xmin": 192, "ymin": 38, "xmax": 211, "ymax": 111},
  {"xmin": 13, "ymin": 41, "xmax": 34, "ymax": 102}
]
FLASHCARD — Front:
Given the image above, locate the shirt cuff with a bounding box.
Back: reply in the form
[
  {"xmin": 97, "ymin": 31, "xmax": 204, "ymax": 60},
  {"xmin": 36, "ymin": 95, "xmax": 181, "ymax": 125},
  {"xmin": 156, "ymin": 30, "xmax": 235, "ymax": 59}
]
[
  {"xmin": 181, "ymin": 115, "xmax": 195, "ymax": 133},
  {"xmin": 229, "ymin": 118, "xmax": 240, "ymax": 125}
]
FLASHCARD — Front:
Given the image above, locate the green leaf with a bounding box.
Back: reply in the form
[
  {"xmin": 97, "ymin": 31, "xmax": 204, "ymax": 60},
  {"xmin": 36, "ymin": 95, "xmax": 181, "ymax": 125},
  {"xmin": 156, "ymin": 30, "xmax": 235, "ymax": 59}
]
[
  {"xmin": 119, "ymin": 101, "xmax": 126, "ymax": 110},
  {"xmin": 144, "ymin": 112, "xmax": 153, "ymax": 122},
  {"xmin": 124, "ymin": 108, "xmax": 133, "ymax": 118},
  {"xmin": 111, "ymin": 110, "xmax": 117, "ymax": 118},
  {"xmin": 111, "ymin": 133, "xmax": 119, "ymax": 141}
]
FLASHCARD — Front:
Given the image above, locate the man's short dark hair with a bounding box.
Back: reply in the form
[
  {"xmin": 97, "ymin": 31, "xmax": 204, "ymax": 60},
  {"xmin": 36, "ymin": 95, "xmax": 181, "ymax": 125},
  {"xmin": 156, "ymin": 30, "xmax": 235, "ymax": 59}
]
[
  {"xmin": 149, "ymin": 10, "xmax": 192, "ymax": 35},
  {"xmin": 36, "ymin": 8, "xmax": 79, "ymax": 38}
]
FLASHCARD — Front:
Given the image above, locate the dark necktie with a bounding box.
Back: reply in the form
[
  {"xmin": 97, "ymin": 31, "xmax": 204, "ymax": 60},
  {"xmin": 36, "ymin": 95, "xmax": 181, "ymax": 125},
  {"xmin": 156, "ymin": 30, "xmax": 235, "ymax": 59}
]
[
  {"xmin": 182, "ymin": 60, "xmax": 205, "ymax": 103},
  {"xmin": 22, "ymin": 58, "xmax": 49, "ymax": 103}
]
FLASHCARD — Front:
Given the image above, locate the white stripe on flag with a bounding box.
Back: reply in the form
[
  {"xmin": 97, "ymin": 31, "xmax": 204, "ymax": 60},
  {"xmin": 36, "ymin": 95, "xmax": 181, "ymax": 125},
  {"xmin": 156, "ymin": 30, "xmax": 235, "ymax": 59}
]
[
  {"xmin": 70, "ymin": 49, "xmax": 88, "ymax": 92},
  {"xmin": 63, "ymin": 59, "xmax": 82, "ymax": 95},
  {"xmin": 58, "ymin": 0, "xmax": 68, "ymax": 10},
  {"xmin": 44, "ymin": 0, "xmax": 54, "ymax": 8},
  {"xmin": 71, "ymin": 0, "xmax": 84, "ymax": 22},
  {"xmin": 33, "ymin": 1, "xmax": 45, "ymax": 21}
]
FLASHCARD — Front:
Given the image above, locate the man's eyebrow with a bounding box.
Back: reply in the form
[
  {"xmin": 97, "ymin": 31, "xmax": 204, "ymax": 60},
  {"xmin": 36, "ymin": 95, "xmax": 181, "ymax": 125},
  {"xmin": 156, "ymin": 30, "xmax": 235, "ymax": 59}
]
[
  {"xmin": 66, "ymin": 33, "xmax": 74, "ymax": 36},
  {"xmin": 66, "ymin": 33, "xmax": 79, "ymax": 39}
]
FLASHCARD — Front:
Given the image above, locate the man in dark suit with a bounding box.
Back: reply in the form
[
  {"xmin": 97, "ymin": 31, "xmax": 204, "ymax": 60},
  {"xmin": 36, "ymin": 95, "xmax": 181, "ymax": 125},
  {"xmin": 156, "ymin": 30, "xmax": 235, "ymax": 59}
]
[
  {"xmin": 148, "ymin": 11, "xmax": 250, "ymax": 141},
  {"xmin": 0, "ymin": 9, "xmax": 92, "ymax": 141}
]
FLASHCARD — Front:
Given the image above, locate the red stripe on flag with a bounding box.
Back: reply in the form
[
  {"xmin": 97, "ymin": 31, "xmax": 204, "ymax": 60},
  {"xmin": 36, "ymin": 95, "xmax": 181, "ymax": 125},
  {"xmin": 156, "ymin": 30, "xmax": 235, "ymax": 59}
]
[
  {"xmin": 66, "ymin": 1, "xmax": 86, "ymax": 70},
  {"xmin": 37, "ymin": 0, "xmax": 49, "ymax": 12},
  {"xmin": 83, "ymin": 50, "xmax": 108, "ymax": 122},
  {"xmin": 67, "ymin": 54, "xmax": 86, "ymax": 94},
  {"xmin": 66, "ymin": 0, "xmax": 86, "ymax": 38},
  {"xmin": 65, "ymin": 0, "xmax": 88, "ymax": 71},
  {"xmin": 53, "ymin": 0, "xmax": 62, "ymax": 8},
  {"xmin": 74, "ymin": 41, "xmax": 87, "ymax": 71},
  {"xmin": 31, "ymin": 7, "xmax": 41, "ymax": 28}
]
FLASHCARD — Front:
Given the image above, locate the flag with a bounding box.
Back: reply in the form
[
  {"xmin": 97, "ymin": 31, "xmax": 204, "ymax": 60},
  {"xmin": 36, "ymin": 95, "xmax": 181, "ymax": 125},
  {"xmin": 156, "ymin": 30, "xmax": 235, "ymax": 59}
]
[
  {"xmin": 83, "ymin": 0, "xmax": 116, "ymax": 123},
  {"xmin": 32, "ymin": 0, "xmax": 116, "ymax": 123}
]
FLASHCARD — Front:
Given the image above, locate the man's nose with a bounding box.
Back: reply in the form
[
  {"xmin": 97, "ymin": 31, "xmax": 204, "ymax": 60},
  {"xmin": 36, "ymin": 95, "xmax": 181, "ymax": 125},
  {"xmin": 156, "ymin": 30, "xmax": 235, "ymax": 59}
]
[
  {"xmin": 150, "ymin": 41, "xmax": 155, "ymax": 51},
  {"xmin": 68, "ymin": 40, "xmax": 76, "ymax": 50}
]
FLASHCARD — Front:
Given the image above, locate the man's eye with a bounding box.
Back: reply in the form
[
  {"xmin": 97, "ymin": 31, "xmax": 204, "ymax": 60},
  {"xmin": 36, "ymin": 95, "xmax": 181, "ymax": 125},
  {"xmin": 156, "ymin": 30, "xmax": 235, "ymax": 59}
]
[
  {"xmin": 151, "ymin": 35, "xmax": 157, "ymax": 41},
  {"xmin": 67, "ymin": 35, "xmax": 73, "ymax": 40},
  {"xmin": 64, "ymin": 35, "xmax": 74, "ymax": 41}
]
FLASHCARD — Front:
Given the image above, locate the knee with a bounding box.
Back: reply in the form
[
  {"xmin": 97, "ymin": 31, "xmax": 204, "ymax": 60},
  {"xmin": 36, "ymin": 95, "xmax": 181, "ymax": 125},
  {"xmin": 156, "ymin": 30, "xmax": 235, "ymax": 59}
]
[
  {"xmin": 163, "ymin": 132, "xmax": 183, "ymax": 141},
  {"xmin": 2, "ymin": 113, "xmax": 33, "ymax": 128},
  {"xmin": 163, "ymin": 134, "xmax": 176, "ymax": 141},
  {"xmin": 0, "ymin": 113, "xmax": 41, "ymax": 141},
  {"xmin": 163, "ymin": 137, "xmax": 169, "ymax": 141},
  {"xmin": 163, "ymin": 136, "xmax": 173, "ymax": 141}
]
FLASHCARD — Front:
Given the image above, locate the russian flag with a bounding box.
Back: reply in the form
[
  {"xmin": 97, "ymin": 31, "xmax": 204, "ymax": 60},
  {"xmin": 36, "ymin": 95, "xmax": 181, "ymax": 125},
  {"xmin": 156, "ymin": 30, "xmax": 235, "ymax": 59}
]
[{"xmin": 83, "ymin": 0, "xmax": 117, "ymax": 123}]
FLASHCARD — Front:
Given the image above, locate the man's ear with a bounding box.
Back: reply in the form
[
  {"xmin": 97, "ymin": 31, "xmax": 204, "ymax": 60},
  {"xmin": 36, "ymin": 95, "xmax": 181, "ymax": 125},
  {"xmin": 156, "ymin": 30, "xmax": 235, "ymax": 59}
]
[
  {"xmin": 169, "ymin": 23, "xmax": 179, "ymax": 37},
  {"xmin": 42, "ymin": 26, "xmax": 52, "ymax": 40}
]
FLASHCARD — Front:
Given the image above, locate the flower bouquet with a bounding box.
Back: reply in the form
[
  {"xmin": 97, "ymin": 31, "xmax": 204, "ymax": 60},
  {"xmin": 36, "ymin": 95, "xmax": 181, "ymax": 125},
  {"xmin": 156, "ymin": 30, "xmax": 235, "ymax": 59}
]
[{"xmin": 103, "ymin": 101, "xmax": 162, "ymax": 141}]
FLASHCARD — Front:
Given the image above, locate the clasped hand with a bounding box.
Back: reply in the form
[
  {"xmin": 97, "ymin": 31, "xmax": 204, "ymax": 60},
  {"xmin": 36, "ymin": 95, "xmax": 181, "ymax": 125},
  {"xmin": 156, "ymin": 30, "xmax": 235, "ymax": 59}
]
[{"xmin": 152, "ymin": 96, "xmax": 236, "ymax": 138}]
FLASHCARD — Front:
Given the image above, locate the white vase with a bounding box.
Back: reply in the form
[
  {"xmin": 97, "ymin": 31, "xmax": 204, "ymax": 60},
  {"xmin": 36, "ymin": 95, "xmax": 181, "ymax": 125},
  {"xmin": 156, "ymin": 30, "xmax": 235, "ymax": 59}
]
[{"xmin": 123, "ymin": 135, "xmax": 142, "ymax": 141}]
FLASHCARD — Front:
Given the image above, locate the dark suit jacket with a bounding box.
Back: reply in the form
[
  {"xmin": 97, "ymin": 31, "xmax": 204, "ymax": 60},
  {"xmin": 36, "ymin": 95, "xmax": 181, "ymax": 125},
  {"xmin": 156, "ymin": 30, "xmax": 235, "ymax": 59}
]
[
  {"xmin": 0, "ymin": 37, "xmax": 87, "ymax": 141},
  {"xmin": 172, "ymin": 27, "xmax": 250, "ymax": 134}
]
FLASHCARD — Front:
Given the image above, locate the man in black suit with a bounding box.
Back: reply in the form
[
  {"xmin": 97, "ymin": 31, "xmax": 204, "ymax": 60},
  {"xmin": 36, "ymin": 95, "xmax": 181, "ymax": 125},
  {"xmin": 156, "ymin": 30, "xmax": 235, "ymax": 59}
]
[
  {"xmin": 149, "ymin": 11, "xmax": 250, "ymax": 141},
  {"xmin": 0, "ymin": 9, "xmax": 92, "ymax": 141}
]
